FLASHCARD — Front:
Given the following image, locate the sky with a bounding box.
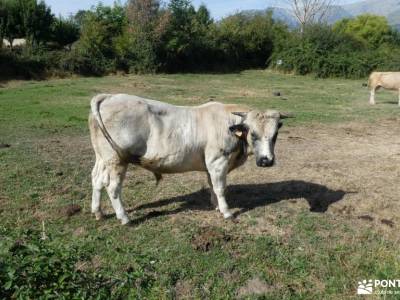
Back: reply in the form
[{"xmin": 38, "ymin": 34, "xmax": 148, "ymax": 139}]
[{"xmin": 45, "ymin": 0, "xmax": 362, "ymax": 19}]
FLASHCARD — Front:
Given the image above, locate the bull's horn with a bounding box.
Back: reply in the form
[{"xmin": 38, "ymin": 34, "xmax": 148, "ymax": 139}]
[
  {"xmin": 280, "ymin": 112, "xmax": 294, "ymax": 119},
  {"xmin": 232, "ymin": 112, "xmax": 248, "ymax": 118}
]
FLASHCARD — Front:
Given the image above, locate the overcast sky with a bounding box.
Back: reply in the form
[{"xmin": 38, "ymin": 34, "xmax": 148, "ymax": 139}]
[{"xmin": 45, "ymin": 0, "xmax": 362, "ymax": 19}]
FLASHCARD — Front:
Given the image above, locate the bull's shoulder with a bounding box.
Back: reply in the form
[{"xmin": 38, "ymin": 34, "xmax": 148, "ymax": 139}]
[
  {"xmin": 196, "ymin": 102, "xmax": 251, "ymax": 113},
  {"xmin": 223, "ymin": 104, "xmax": 251, "ymax": 114}
]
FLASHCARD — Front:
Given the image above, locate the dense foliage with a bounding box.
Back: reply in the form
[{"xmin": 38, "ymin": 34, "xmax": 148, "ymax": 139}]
[
  {"xmin": 272, "ymin": 15, "xmax": 400, "ymax": 78},
  {"xmin": 1, "ymin": 0, "xmax": 400, "ymax": 79},
  {"xmin": 0, "ymin": 227, "xmax": 155, "ymax": 299}
]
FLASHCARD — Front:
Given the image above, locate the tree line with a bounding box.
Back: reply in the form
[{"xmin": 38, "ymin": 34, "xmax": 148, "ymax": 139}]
[{"xmin": 1, "ymin": 0, "xmax": 400, "ymax": 79}]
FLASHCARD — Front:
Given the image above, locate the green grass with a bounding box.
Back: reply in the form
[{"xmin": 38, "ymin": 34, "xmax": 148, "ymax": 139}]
[{"xmin": 1, "ymin": 70, "xmax": 399, "ymax": 299}]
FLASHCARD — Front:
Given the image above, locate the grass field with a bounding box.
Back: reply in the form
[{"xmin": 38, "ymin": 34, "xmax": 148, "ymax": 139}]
[{"xmin": 1, "ymin": 70, "xmax": 400, "ymax": 299}]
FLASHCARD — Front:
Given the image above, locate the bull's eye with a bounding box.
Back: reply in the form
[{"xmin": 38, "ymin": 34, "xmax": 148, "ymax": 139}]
[{"xmin": 251, "ymin": 132, "xmax": 259, "ymax": 141}]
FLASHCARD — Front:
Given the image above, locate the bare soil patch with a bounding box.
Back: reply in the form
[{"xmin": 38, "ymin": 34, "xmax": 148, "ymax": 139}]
[
  {"xmin": 35, "ymin": 119, "xmax": 400, "ymax": 234},
  {"xmin": 142, "ymin": 119, "xmax": 400, "ymax": 233},
  {"xmin": 191, "ymin": 226, "xmax": 231, "ymax": 252},
  {"xmin": 237, "ymin": 277, "xmax": 279, "ymax": 298}
]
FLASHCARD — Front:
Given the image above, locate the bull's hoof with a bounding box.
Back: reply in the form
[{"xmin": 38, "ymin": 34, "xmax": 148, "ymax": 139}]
[
  {"xmin": 223, "ymin": 211, "xmax": 233, "ymax": 219},
  {"xmin": 94, "ymin": 211, "xmax": 104, "ymax": 221},
  {"xmin": 120, "ymin": 215, "xmax": 130, "ymax": 225}
]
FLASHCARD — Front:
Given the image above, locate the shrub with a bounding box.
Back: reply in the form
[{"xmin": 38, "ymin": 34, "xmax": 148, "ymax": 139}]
[
  {"xmin": 270, "ymin": 23, "xmax": 391, "ymax": 78},
  {"xmin": 0, "ymin": 227, "xmax": 155, "ymax": 299},
  {"xmin": 59, "ymin": 47, "xmax": 113, "ymax": 76},
  {"xmin": 51, "ymin": 18, "xmax": 80, "ymax": 49}
]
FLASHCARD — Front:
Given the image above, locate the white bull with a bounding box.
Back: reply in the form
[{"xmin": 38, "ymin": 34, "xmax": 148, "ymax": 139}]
[
  {"xmin": 89, "ymin": 94, "xmax": 288, "ymax": 224},
  {"xmin": 369, "ymin": 72, "xmax": 400, "ymax": 106}
]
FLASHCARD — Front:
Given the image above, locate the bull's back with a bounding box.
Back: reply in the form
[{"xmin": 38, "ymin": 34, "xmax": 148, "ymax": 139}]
[
  {"xmin": 370, "ymin": 72, "xmax": 400, "ymax": 90},
  {"xmin": 91, "ymin": 94, "xmax": 242, "ymax": 173}
]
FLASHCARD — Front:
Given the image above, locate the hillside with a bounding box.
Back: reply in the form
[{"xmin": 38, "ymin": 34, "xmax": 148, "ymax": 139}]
[
  {"xmin": 266, "ymin": 0, "xmax": 400, "ymax": 28},
  {"xmin": 343, "ymin": 0, "xmax": 400, "ymax": 17}
]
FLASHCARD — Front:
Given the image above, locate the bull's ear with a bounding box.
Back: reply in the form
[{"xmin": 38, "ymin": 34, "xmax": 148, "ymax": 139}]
[
  {"xmin": 232, "ymin": 112, "xmax": 248, "ymax": 119},
  {"xmin": 229, "ymin": 124, "xmax": 249, "ymax": 138},
  {"xmin": 280, "ymin": 112, "xmax": 294, "ymax": 119}
]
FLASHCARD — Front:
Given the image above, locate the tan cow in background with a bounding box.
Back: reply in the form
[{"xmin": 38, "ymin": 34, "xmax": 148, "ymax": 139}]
[{"xmin": 369, "ymin": 72, "xmax": 400, "ymax": 106}]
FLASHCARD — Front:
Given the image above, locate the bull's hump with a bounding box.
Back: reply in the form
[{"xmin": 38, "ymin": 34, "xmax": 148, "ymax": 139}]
[{"xmin": 196, "ymin": 102, "xmax": 250, "ymax": 112}]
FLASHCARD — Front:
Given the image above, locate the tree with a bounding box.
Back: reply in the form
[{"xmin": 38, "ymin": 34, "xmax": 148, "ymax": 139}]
[
  {"xmin": 287, "ymin": 0, "xmax": 335, "ymax": 33},
  {"xmin": 115, "ymin": 0, "xmax": 169, "ymax": 72},
  {"xmin": 20, "ymin": 0, "xmax": 54, "ymax": 47},
  {"xmin": 162, "ymin": 0, "xmax": 210, "ymax": 71},
  {"xmin": 73, "ymin": 10, "xmax": 90, "ymax": 29},
  {"xmin": 0, "ymin": 0, "xmax": 24, "ymax": 50},
  {"xmin": 216, "ymin": 12, "xmax": 276, "ymax": 69},
  {"xmin": 51, "ymin": 17, "xmax": 79, "ymax": 49},
  {"xmin": 334, "ymin": 14, "xmax": 392, "ymax": 48},
  {"xmin": 196, "ymin": 4, "xmax": 212, "ymax": 26},
  {"xmin": 78, "ymin": 3, "xmax": 126, "ymax": 58}
]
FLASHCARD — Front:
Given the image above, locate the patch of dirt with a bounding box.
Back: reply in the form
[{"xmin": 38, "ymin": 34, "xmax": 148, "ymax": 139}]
[
  {"xmin": 246, "ymin": 216, "xmax": 292, "ymax": 240},
  {"xmin": 75, "ymin": 255, "xmax": 102, "ymax": 272},
  {"xmin": 25, "ymin": 118, "xmax": 400, "ymax": 236},
  {"xmin": 191, "ymin": 227, "xmax": 231, "ymax": 252},
  {"xmin": 239, "ymin": 89, "xmax": 258, "ymax": 97},
  {"xmin": 381, "ymin": 219, "xmax": 395, "ymax": 227},
  {"xmin": 62, "ymin": 204, "xmax": 82, "ymax": 217},
  {"xmin": 224, "ymin": 119, "xmax": 400, "ymax": 232},
  {"xmin": 174, "ymin": 279, "xmax": 195, "ymax": 300},
  {"xmin": 237, "ymin": 277, "xmax": 278, "ymax": 298},
  {"xmin": 73, "ymin": 226, "xmax": 86, "ymax": 237},
  {"xmin": 358, "ymin": 215, "xmax": 374, "ymax": 222}
]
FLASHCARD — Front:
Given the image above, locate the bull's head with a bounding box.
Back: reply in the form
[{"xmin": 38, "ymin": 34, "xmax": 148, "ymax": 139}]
[{"xmin": 230, "ymin": 110, "xmax": 291, "ymax": 167}]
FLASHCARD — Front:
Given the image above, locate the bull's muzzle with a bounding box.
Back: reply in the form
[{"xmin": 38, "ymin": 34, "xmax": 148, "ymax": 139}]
[{"xmin": 256, "ymin": 157, "xmax": 275, "ymax": 167}]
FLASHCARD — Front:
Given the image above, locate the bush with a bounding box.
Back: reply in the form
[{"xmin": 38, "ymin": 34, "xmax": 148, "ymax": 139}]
[
  {"xmin": 270, "ymin": 23, "xmax": 396, "ymax": 78},
  {"xmin": 0, "ymin": 227, "xmax": 155, "ymax": 299},
  {"xmin": 59, "ymin": 47, "xmax": 114, "ymax": 76},
  {"xmin": 0, "ymin": 48, "xmax": 48, "ymax": 79},
  {"xmin": 314, "ymin": 51, "xmax": 378, "ymax": 78},
  {"xmin": 3, "ymin": 0, "xmax": 400, "ymax": 79}
]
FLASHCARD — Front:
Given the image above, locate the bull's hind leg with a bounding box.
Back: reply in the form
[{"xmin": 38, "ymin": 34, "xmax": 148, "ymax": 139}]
[
  {"xmin": 91, "ymin": 158, "xmax": 105, "ymax": 220},
  {"xmin": 105, "ymin": 163, "xmax": 129, "ymax": 225}
]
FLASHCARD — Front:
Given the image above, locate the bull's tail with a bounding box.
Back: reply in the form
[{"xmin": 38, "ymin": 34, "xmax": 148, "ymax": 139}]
[{"xmin": 90, "ymin": 94, "xmax": 127, "ymax": 162}]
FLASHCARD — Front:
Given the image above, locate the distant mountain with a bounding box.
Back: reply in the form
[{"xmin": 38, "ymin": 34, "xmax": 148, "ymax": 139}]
[
  {"xmin": 325, "ymin": 5, "xmax": 353, "ymax": 24},
  {"xmin": 342, "ymin": 0, "xmax": 400, "ymax": 17},
  {"xmin": 268, "ymin": 7, "xmax": 298, "ymax": 27},
  {"xmin": 240, "ymin": 7, "xmax": 298, "ymax": 27},
  {"xmin": 262, "ymin": 0, "xmax": 400, "ymax": 29},
  {"xmin": 342, "ymin": 0, "xmax": 400, "ymax": 29}
]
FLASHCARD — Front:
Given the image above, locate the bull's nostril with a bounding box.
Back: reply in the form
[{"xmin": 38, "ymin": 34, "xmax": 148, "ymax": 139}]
[{"xmin": 257, "ymin": 157, "xmax": 274, "ymax": 167}]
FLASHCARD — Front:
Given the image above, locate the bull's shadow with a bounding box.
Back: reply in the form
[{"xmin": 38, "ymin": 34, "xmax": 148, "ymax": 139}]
[{"xmin": 129, "ymin": 180, "xmax": 347, "ymax": 225}]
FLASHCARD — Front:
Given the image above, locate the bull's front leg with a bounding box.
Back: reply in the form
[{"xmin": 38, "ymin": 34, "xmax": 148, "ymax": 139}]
[
  {"xmin": 206, "ymin": 156, "xmax": 232, "ymax": 219},
  {"xmin": 207, "ymin": 172, "xmax": 219, "ymax": 210},
  {"xmin": 369, "ymin": 88, "xmax": 376, "ymax": 105}
]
